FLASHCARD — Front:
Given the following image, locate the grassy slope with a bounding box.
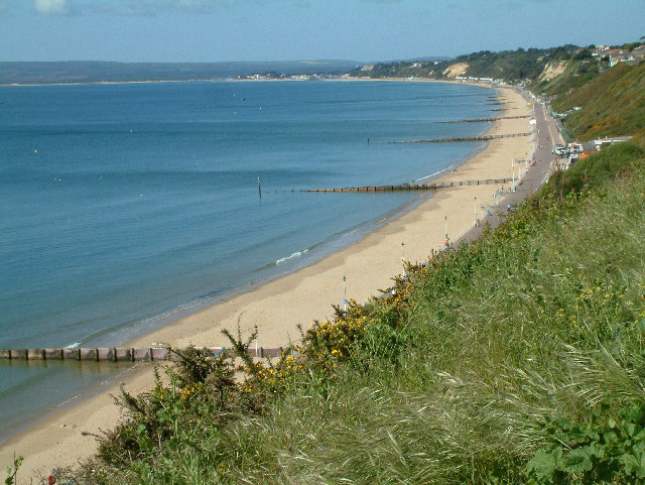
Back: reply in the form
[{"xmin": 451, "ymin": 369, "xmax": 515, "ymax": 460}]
[
  {"xmin": 551, "ymin": 62, "xmax": 645, "ymax": 140},
  {"xmin": 63, "ymin": 139, "xmax": 645, "ymax": 485},
  {"xmin": 537, "ymin": 56, "xmax": 602, "ymax": 97}
]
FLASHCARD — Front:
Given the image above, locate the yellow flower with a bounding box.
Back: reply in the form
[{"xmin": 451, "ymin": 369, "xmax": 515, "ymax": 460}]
[{"xmin": 179, "ymin": 387, "xmax": 193, "ymax": 400}]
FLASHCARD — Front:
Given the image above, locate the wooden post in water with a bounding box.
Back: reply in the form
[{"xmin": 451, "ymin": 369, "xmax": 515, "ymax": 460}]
[{"xmin": 257, "ymin": 177, "xmax": 262, "ymax": 199}]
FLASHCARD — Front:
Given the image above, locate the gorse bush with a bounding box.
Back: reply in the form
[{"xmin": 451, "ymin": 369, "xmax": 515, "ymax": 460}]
[{"xmin": 61, "ymin": 142, "xmax": 644, "ymax": 484}]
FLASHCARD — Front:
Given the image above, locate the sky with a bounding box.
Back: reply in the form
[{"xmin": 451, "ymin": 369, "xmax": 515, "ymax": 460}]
[{"xmin": 0, "ymin": 0, "xmax": 643, "ymax": 62}]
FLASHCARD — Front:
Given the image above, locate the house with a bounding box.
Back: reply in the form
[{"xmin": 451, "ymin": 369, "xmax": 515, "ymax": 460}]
[
  {"xmin": 592, "ymin": 45, "xmax": 610, "ymax": 57},
  {"xmin": 631, "ymin": 45, "xmax": 645, "ymax": 63},
  {"xmin": 593, "ymin": 136, "xmax": 632, "ymax": 150},
  {"xmin": 606, "ymin": 49, "xmax": 636, "ymax": 67}
]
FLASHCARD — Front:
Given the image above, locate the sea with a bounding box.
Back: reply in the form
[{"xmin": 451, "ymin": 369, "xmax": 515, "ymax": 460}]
[{"xmin": 0, "ymin": 80, "xmax": 494, "ymax": 442}]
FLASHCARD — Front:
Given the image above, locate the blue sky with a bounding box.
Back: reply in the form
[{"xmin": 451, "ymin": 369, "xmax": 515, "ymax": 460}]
[{"xmin": 0, "ymin": 0, "xmax": 643, "ymax": 62}]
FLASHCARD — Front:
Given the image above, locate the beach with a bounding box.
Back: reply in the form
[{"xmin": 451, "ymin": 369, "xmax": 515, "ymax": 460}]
[
  {"xmin": 0, "ymin": 85, "xmax": 538, "ymax": 479},
  {"xmin": 127, "ymin": 86, "xmax": 535, "ymax": 352}
]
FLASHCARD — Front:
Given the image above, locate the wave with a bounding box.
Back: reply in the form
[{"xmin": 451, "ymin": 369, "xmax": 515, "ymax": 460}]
[
  {"xmin": 275, "ymin": 248, "xmax": 309, "ymax": 265},
  {"xmin": 416, "ymin": 167, "xmax": 450, "ymax": 182}
]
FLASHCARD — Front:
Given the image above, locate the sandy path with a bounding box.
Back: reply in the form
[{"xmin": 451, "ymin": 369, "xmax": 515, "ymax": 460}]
[{"xmin": 0, "ymin": 86, "xmax": 536, "ymax": 480}]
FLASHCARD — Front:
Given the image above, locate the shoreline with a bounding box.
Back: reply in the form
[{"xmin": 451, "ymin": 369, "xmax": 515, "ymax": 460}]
[
  {"xmin": 123, "ymin": 146, "xmax": 484, "ymax": 351},
  {"xmin": 0, "ymin": 85, "xmax": 537, "ymax": 479},
  {"xmin": 96, "ymin": 188, "xmax": 436, "ymax": 352}
]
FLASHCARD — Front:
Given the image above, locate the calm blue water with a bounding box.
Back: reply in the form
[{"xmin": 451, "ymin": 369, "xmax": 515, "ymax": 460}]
[{"xmin": 0, "ymin": 80, "xmax": 493, "ymax": 441}]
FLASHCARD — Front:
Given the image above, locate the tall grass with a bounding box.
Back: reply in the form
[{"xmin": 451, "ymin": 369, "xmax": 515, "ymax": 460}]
[{"xmin": 60, "ymin": 143, "xmax": 644, "ymax": 484}]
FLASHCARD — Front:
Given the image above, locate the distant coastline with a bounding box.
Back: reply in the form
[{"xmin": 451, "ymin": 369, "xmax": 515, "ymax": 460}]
[
  {"xmin": 0, "ymin": 75, "xmax": 483, "ymax": 88},
  {"xmin": 0, "ymin": 77, "xmax": 308, "ymax": 87},
  {"xmin": 0, "ymin": 78, "xmax": 237, "ymax": 88},
  {"xmin": 0, "ymin": 59, "xmax": 359, "ymax": 86}
]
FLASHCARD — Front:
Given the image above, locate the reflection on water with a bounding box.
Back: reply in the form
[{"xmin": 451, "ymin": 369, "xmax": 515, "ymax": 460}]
[{"xmin": 0, "ymin": 359, "xmax": 135, "ymax": 443}]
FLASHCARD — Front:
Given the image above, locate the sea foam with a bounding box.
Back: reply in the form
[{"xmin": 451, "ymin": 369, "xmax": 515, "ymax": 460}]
[{"xmin": 276, "ymin": 249, "xmax": 309, "ymax": 265}]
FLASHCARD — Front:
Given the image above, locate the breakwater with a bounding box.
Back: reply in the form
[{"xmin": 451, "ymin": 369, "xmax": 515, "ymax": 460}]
[
  {"xmin": 0, "ymin": 346, "xmax": 286, "ymax": 362},
  {"xmin": 441, "ymin": 115, "xmax": 530, "ymax": 124},
  {"xmin": 304, "ymin": 177, "xmax": 514, "ymax": 193},
  {"xmin": 391, "ymin": 132, "xmax": 532, "ymax": 144}
]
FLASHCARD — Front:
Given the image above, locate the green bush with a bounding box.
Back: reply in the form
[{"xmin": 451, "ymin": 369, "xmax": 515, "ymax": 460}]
[
  {"xmin": 527, "ymin": 403, "xmax": 645, "ymax": 484},
  {"xmin": 543, "ymin": 142, "xmax": 644, "ymax": 199},
  {"xmin": 3, "ymin": 456, "xmax": 22, "ymax": 485}
]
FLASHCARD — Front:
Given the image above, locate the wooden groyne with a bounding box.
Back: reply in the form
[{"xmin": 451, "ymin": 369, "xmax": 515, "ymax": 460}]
[
  {"xmin": 391, "ymin": 132, "xmax": 532, "ymax": 144},
  {"xmin": 304, "ymin": 177, "xmax": 514, "ymax": 193},
  {"xmin": 0, "ymin": 346, "xmax": 287, "ymax": 363},
  {"xmin": 440, "ymin": 115, "xmax": 530, "ymax": 124}
]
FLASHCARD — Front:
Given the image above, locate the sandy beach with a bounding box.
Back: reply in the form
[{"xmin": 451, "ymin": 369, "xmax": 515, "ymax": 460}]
[{"xmin": 0, "ymin": 85, "xmax": 537, "ymax": 479}]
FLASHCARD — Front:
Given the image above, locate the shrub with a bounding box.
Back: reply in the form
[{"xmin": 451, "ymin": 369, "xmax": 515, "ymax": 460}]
[{"xmin": 526, "ymin": 403, "xmax": 645, "ymax": 484}]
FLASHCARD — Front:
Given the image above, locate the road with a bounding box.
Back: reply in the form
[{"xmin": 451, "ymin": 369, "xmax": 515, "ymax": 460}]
[{"xmin": 459, "ymin": 89, "xmax": 562, "ymax": 244}]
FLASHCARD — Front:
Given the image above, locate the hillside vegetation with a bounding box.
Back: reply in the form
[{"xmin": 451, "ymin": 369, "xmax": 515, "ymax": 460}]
[
  {"xmin": 354, "ymin": 42, "xmax": 644, "ymax": 92},
  {"xmin": 457, "ymin": 46, "xmax": 580, "ymax": 82},
  {"xmin": 552, "ymin": 62, "xmax": 645, "ymax": 140},
  {"xmin": 355, "ymin": 45, "xmax": 592, "ymax": 83}
]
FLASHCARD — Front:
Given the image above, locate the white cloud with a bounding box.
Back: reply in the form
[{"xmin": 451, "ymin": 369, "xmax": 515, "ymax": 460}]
[{"xmin": 34, "ymin": 0, "xmax": 68, "ymax": 14}]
